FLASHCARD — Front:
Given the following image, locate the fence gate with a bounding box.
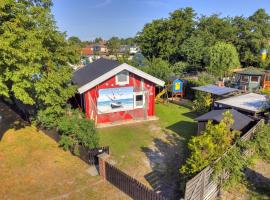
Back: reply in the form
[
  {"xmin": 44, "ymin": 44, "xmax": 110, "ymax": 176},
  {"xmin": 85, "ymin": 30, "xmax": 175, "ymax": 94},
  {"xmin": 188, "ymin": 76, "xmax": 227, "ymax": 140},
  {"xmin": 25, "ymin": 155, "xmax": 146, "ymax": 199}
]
[{"xmin": 88, "ymin": 146, "xmax": 110, "ymax": 165}]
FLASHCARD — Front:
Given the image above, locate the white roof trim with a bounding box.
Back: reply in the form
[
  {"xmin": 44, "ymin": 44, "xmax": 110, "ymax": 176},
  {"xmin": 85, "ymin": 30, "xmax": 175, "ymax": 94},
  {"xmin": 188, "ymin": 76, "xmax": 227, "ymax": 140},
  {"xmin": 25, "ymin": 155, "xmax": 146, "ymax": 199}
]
[{"xmin": 78, "ymin": 63, "xmax": 165, "ymax": 94}]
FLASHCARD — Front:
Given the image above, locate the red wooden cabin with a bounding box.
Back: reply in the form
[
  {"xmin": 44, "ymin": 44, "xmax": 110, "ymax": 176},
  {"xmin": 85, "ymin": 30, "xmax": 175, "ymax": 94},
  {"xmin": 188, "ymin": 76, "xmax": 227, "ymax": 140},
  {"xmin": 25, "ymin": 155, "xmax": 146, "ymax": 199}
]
[{"xmin": 72, "ymin": 58, "xmax": 165, "ymax": 125}]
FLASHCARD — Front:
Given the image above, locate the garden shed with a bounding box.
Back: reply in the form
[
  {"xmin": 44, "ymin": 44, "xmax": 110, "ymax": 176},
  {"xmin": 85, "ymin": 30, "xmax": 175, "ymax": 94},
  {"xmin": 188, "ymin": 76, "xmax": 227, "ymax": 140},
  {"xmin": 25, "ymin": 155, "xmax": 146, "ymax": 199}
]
[
  {"xmin": 195, "ymin": 109, "xmax": 254, "ymax": 134},
  {"xmin": 234, "ymin": 67, "xmax": 265, "ymax": 91},
  {"xmin": 72, "ymin": 58, "xmax": 165, "ymax": 125},
  {"xmin": 214, "ymin": 93, "xmax": 270, "ymax": 117}
]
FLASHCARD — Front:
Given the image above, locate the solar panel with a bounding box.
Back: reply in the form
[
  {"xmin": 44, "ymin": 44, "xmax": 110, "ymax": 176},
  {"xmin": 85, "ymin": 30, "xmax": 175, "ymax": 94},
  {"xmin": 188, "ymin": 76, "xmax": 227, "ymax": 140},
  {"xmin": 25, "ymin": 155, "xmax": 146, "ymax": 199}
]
[{"xmin": 192, "ymin": 84, "xmax": 238, "ymax": 95}]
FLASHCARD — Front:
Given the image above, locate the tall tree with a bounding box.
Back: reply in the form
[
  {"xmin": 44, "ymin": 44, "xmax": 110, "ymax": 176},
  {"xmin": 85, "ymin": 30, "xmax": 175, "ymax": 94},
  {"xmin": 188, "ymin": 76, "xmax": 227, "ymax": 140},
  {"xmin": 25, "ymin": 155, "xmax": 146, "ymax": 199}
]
[
  {"xmin": 107, "ymin": 36, "xmax": 121, "ymax": 57},
  {"xmin": 136, "ymin": 7, "xmax": 196, "ymax": 62},
  {"xmin": 205, "ymin": 42, "xmax": 240, "ymax": 77},
  {"xmin": 68, "ymin": 36, "xmax": 82, "ymax": 45},
  {"xmin": 232, "ymin": 9, "xmax": 270, "ymax": 67},
  {"xmin": 0, "ymin": 0, "xmax": 79, "ymax": 124},
  {"xmin": 142, "ymin": 58, "xmax": 172, "ymax": 81}
]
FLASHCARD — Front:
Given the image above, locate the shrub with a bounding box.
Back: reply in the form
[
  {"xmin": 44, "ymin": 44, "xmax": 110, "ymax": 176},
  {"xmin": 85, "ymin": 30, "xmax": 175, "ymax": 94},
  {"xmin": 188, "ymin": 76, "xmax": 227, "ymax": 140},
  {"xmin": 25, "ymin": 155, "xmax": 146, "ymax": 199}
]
[
  {"xmin": 253, "ymin": 124, "xmax": 270, "ymax": 162},
  {"xmin": 180, "ymin": 111, "xmax": 240, "ymax": 175},
  {"xmin": 58, "ymin": 109, "xmax": 99, "ymax": 155},
  {"xmin": 212, "ymin": 123, "xmax": 269, "ymax": 188},
  {"xmin": 192, "ymin": 92, "xmax": 212, "ymax": 113},
  {"xmin": 171, "ymin": 61, "xmax": 189, "ymax": 76}
]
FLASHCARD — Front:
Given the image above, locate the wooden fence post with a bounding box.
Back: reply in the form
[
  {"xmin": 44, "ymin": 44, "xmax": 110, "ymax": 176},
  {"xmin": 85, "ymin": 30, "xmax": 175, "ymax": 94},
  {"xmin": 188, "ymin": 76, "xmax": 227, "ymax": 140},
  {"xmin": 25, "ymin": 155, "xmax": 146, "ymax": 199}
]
[{"xmin": 97, "ymin": 153, "xmax": 110, "ymax": 180}]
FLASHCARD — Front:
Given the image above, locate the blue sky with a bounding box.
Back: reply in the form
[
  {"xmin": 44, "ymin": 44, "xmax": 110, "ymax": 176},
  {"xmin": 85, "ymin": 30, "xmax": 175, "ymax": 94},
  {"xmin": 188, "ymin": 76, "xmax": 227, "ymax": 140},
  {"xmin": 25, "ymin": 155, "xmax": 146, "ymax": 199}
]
[{"xmin": 52, "ymin": 0, "xmax": 270, "ymax": 41}]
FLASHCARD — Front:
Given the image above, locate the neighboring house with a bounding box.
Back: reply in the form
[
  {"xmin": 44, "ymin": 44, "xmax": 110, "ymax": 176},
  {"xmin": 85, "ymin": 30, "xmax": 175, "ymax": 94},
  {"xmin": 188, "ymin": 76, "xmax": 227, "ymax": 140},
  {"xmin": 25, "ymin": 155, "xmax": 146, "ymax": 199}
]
[
  {"xmin": 129, "ymin": 46, "xmax": 139, "ymax": 55},
  {"xmin": 93, "ymin": 43, "xmax": 108, "ymax": 54},
  {"xmin": 81, "ymin": 46, "xmax": 101, "ymax": 63},
  {"xmin": 234, "ymin": 67, "xmax": 270, "ymax": 91},
  {"xmin": 72, "ymin": 58, "xmax": 165, "ymax": 125},
  {"xmin": 195, "ymin": 109, "xmax": 254, "ymax": 134},
  {"xmin": 81, "ymin": 46, "xmax": 94, "ymax": 56},
  {"xmin": 119, "ymin": 45, "xmax": 139, "ymax": 55}
]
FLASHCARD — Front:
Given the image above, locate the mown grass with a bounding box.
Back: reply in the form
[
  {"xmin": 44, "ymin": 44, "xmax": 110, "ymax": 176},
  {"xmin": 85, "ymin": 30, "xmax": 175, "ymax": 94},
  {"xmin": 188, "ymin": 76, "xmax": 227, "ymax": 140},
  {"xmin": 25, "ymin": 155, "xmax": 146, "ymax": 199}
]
[
  {"xmin": 0, "ymin": 101, "xmax": 129, "ymax": 200},
  {"xmin": 98, "ymin": 102, "xmax": 198, "ymax": 183},
  {"xmin": 155, "ymin": 102, "xmax": 197, "ymax": 140}
]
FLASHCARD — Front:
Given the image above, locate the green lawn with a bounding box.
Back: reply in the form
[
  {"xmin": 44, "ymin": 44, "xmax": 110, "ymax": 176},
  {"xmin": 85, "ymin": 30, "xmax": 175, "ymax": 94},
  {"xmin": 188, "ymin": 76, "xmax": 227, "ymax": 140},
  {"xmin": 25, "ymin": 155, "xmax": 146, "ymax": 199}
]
[
  {"xmin": 98, "ymin": 102, "xmax": 198, "ymax": 185},
  {"xmin": 155, "ymin": 102, "xmax": 197, "ymax": 140},
  {"xmin": 0, "ymin": 101, "xmax": 129, "ymax": 200}
]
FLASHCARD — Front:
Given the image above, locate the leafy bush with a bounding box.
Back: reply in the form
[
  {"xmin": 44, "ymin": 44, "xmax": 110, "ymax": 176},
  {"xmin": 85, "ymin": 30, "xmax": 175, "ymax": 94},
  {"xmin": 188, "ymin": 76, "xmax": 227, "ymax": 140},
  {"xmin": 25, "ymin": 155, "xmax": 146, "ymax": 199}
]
[
  {"xmin": 171, "ymin": 61, "xmax": 189, "ymax": 76},
  {"xmin": 213, "ymin": 141, "xmax": 252, "ymax": 188},
  {"xmin": 58, "ymin": 109, "xmax": 99, "ymax": 155},
  {"xmin": 192, "ymin": 92, "xmax": 212, "ymax": 113},
  {"xmin": 253, "ymin": 124, "xmax": 270, "ymax": 162},
  {"xmin": 212, "ymin": 123, "xmax": 269, "ymax": 188},
  {"xmin": 180, "ymin": 111, "xmax": 240, "ymax": 175}
]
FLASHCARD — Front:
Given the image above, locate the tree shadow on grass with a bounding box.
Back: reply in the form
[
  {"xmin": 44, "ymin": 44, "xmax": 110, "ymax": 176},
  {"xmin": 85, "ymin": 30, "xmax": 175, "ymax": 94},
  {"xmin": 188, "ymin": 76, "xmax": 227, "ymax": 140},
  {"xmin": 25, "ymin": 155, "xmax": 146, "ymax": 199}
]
[
  {"xmin": 141, "ymin": 131, "xmax": 189, "ymax": 200},
  {"xmin": 166, "ymin": 121, "xmax": 197, "ymax": 141},
  {"xmin": 245, "ymin": 167, "xmax": 270, "ymax": 197},
  {"xmin": 0, "ymin": 100, "xmax": 26, "ymax": 140}
]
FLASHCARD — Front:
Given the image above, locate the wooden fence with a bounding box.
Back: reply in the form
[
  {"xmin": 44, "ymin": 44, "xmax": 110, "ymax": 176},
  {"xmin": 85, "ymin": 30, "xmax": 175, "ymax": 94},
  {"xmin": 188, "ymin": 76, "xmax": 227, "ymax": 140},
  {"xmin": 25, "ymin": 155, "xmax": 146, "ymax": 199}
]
[
  {"xmin": 89, "ymin": 146, "xmax": 109, "ymax": 165},
  {"xmin": 105, "ymin": 161, "xmax": 167, "ymax": 200},
  {"xmin": 78, "ymin": 146, "xmax": 109, "ymax": 165},
  {"xmin": 184, "ymin": 119, "xmax": 264, "ymax": 200}
]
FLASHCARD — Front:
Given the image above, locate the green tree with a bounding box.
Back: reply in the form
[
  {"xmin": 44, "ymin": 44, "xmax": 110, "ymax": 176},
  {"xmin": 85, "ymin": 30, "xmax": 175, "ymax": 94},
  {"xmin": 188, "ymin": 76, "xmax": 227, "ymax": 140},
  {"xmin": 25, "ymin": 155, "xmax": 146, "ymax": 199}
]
[
  {"xmin": 0, "ymin": 0, "xmax": 79, "ymax": 126},
  {"xmin": 68, "ymin": 36, "xmax": 82, "ymax": 45},
  {"xmin": 179, "ymin": 35, "xmax": 206, "ymax": 68},
  {"xmin": 181, "ymin": 111, "xmax": 240, "ymax": 175},
  {"xmin": 205, "ymin": 42, "xmax": 240, "ymax": 77},
  {"xmin": 136, "ymin": 7, "xmax": 196, "ymax": 62},
  {"xmin": 93, "ymin": 37, "xmax": 103, "ymax": 44},
  {"xmin": 107, "ymin": 36, "xmax": 121, "ymax": 57},
  {"xmin": 142, "ymin": 58, "xmax": 172, "ymax": 81},
  {"xmin": 232, "ymin": 9, "xmax": 270, "ymax": 67},
  {"xmin": 171, "ymin": 61, "xmax": 189, "ymax": 76}
]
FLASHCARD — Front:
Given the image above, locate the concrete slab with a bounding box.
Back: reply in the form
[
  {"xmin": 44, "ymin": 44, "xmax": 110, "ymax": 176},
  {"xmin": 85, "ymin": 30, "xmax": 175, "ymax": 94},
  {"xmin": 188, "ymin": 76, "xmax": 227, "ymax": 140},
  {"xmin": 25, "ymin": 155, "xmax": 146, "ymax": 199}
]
[
  {"xmin": 97, "ymin": 116, "xmax": 159, "ymax": 128},
  {"xmin": 86, "ymin": 166, "xmax": 99, "ymax": 176}
]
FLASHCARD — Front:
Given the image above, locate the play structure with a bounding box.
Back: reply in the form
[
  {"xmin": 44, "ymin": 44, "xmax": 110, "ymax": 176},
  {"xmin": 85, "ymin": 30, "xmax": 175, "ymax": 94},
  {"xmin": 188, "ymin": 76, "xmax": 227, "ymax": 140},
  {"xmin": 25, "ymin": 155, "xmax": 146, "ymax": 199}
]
[{"xmin": 155, "ymin": 78, "xmax": 184, "ymax": 103}]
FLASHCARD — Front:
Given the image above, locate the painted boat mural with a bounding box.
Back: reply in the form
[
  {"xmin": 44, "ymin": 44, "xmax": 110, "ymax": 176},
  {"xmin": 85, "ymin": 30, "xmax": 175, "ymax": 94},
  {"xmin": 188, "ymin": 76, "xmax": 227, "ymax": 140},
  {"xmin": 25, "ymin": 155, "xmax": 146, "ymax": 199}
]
[{"xmin": 97, "ymin": 87, "xmax": 134, "ymax": 113}]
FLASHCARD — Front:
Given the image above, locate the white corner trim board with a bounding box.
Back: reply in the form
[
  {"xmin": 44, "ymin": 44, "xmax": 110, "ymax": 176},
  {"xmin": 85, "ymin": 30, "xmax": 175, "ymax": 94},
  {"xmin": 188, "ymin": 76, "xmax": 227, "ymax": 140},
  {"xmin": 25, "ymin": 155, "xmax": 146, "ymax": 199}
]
[{"xmin": 78, "ymin": 63, "xmax": 165, "ymax": 94}]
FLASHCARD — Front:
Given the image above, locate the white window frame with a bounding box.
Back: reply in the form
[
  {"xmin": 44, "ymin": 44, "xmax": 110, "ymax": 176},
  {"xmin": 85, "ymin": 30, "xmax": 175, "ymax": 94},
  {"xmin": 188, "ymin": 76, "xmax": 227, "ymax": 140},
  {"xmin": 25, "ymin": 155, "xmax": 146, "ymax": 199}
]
[
  {"xmin": 134, "ymin": 92, "xmax": 145, "ymax": 109},
  {"xmin": 115, "ymin": 70, "xmax": 129, "ymax": 85},
  {"xmin": 250, "ymin": 75, "xmax": 260, "ymax": 83}
]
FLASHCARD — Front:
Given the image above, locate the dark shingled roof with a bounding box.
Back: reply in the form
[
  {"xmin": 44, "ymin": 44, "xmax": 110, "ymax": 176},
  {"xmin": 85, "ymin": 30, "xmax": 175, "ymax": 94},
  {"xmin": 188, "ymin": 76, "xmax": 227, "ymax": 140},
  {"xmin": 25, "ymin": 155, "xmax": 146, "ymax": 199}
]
[
  {"xmin": 72, "ymin": 58, "xmax": 120, "ymax": 87},
  {"xmin": 195, "ymin": 109, "xmax": 254, "ymax": 131}
]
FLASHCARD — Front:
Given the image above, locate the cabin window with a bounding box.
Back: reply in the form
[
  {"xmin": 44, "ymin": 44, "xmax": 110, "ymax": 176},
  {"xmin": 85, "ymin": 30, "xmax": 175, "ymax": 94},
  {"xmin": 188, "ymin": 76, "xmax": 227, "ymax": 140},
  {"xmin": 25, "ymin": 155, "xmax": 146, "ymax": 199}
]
[
  {"xmin": 134, "ymin": 92, "xmax": 145, "ymax": 108},
  {"xmin": 116, "ymin": 70, "xmax": 129, "ymax": 85},
  {"xmin": 251, "ymin": 76, "xmax": 260, "ymax": 83},
  {"xmin": 241, "ymin": 75, "xmax": 249, "ymax": 82}
]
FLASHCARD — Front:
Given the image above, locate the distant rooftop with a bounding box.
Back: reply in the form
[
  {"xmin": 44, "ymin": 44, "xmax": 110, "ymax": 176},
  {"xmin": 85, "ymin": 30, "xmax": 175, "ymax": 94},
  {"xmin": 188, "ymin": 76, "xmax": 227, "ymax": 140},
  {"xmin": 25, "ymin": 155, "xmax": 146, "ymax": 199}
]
[
  {"xmin": 192, "ymin": 84, "xmax": 238, "ymax": 96},
  {"xmin": 215, "ymin": 93, "xmax": 270, "ymax": 113},
  {"xmin": 236, "ymin": 67, "xmax": 266, "ymax": 76}
]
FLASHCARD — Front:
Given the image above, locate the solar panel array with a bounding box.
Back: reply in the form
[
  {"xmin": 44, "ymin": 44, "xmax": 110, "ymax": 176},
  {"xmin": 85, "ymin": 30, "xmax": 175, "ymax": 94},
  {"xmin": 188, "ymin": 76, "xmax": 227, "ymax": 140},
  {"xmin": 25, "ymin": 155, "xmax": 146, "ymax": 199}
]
[{"xmin": 192, "ymin": 84, "xmax": 238, "ymax": 95}]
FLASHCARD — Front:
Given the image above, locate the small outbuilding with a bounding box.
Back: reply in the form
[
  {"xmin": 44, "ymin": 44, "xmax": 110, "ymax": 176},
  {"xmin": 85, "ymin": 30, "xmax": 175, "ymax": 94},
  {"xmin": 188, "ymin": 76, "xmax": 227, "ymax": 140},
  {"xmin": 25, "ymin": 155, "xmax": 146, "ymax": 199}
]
[
  {"xmin": 214, "ymin": 93, "xmax": 270, "ymax": 117},
  {"xmin": 195, "ymin": 109, "xmax": 254, "ymax": 134},
  {"xmin": 72, "ymin": 58, "xmax": 165, "ymax": 125},
  {"xmin": 234, "ymin": 67, "xmax": 265, "ymax": 91}
]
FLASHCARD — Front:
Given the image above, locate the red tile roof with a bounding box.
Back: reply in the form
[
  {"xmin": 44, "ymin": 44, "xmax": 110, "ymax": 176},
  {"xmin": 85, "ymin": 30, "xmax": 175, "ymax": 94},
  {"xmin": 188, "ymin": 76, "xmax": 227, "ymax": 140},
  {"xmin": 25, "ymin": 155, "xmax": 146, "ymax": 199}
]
[{"xmin": 81, "ymin": 47, "xmax": 93, "ymax": 56}]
